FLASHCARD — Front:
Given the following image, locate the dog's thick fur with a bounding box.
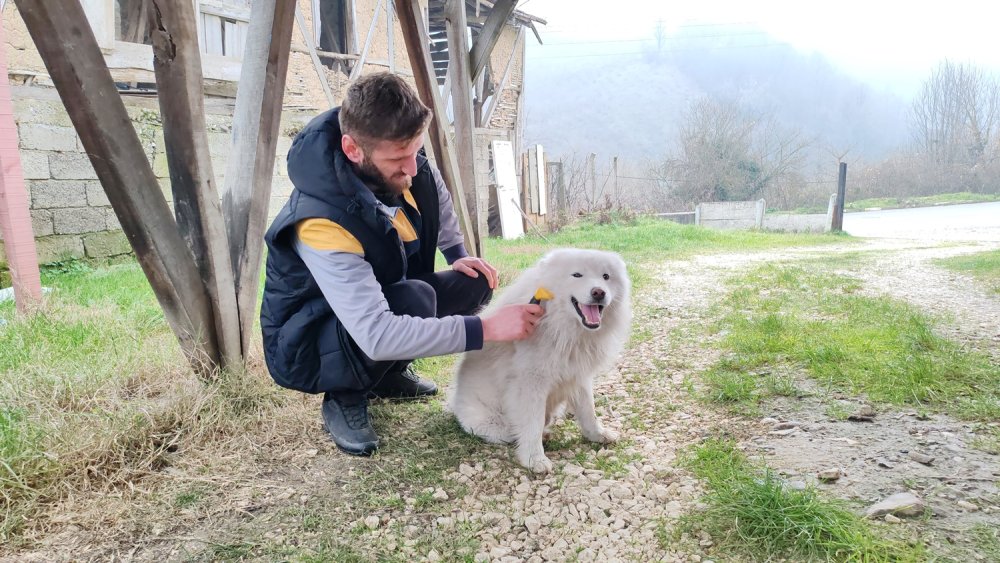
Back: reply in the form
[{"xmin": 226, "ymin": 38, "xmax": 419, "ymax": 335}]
[{"xmin": 448, "ymin": 248, "xmax": 632, "ymax": 472}]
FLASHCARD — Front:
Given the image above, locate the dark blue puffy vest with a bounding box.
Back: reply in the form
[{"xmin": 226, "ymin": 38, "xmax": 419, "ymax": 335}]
[{"xmin": 260, "ymin": 108, "xmax": 440, "ymax": 393}]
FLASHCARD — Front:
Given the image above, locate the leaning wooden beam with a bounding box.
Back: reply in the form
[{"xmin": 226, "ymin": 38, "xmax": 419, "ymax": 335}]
[
  {"xmin": 349, "ymin": 0, "xmax": 383, "ymax": 81},
  {"xmin": 0, "ymin": 15, "xmax": 42, "ymax": 314},
  {"xmin": 469, "ymin": 0, "xmax": 516, "ymax": 83},
  {"xmin": 148, "ymin": 0, "xmax": 242, "ymax": 369},
  {"xmin": 294, "ymin": 5, "xmax": 336, "ymax": 107},
  {"xmin": 14, "ymin": 0, "xmax": 219, "ymax": 372},
  {"xmin": 222, "ymin": 0, "xmax": 297, "ymax": 356},
  {"xmin": 394, "ymin": 0, "xmax": 478, "ymax": 256},
  {"xmin": 480, "ymin": 25, "xmax": 523, "ymax": 127},
  {"xmin": 445, "ymin": 0, "xmax": 483, "ymax": 254}
]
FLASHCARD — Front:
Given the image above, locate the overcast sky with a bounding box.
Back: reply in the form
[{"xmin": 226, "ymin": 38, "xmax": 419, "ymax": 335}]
[{"xmin": 519, "ymin": 0, "xmax": 1000, "ymax": 98}]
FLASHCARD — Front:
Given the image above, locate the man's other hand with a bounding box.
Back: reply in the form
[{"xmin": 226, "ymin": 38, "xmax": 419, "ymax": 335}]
[
  {"xmin": 452, "ymin": 256, "xmax": 498, "ymax": 289},
  {"xmin": 482, "ymin": 304, "xmax": 544, "ymax": 342}
]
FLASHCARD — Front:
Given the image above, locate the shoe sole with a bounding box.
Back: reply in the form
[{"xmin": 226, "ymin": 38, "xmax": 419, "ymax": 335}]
[
  {"xmin": 367, "ymin": 389, "xmax": 438, "ymax": 402},
  {"xmin": 322, "ymin": 418, "xmax": 379, "ymax": 457}
]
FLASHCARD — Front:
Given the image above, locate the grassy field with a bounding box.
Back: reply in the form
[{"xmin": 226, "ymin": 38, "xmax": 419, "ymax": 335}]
[
  {"xmin": 845, "ymin": 191, "xmax": 1000, "ymax": 212},
  {"xmin": 681, "ymin": 439, "xmax": 924, "ymax": 562},
  {"xmin": 703, "ymin": 261, "xmax": 1000, "ymax": 420},
  {"xmin": 934, "ymin": 249, "xmax": 1000, "ymax": 295},
  {"xmin": 0, "ymin": 217, "xmax": 850, "ymax": 548}
]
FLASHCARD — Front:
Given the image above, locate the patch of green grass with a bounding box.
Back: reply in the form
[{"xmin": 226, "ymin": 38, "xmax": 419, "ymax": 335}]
[
  {"xmin": 934, "ymin": 249, "xmax": 1000, "ymax": 294},
  {"xmin": 681, "ymin": 439, "xmax": 924, "ymax": 562},
  {"xmin": 970, "ymin": 427, "xmax": 1000, "ymax": 455},
  {"xmin": 707, "ymin": 263, "xmax": 1000, "ymax": 419},
  {"xmin": 825, "ymin": 402, "xmax": 853, "ymax": 421},
  {"xmin": 846, "ymin": 191, "xmax": 1000, "ymax": 211},
  {"xmin": 971, "ymin": 523, "xmax": 1000, "ymax": 561},
  {"xmin": 483, "ymin": 217, "xmax": 849, "ymax": 293}
]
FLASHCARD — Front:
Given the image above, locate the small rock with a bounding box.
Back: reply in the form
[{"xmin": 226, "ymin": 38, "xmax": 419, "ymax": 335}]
[
  {"xmin": 304, "ymin": 448, "xmax": 318, "ymax": 457},
  {"xmin": 432, "ymin": 489, "xmax": 449, "ymax": 501},
  {"xmin": 770, "ymin": 428, "xmax": 799, "ymax": 436},
  {"xmin": 884, "ymin": 514, "xmax": 902, "ymax": 524},
  {"xmin": 866, "ymin": 492, "xmax": 926, "ymax": 518},
  {"xmin": 876, "ymin": 458, "xmax": 894, "ymax": 469},
  {"xmin": 818, "ymin": 468, "xmax": 842, "ymax": 482},
  {"xmin": 774, "ymin": 420, "xmax": 803, "ymax": 430},
  {"xmin": 524, "ymin": 515, "xmax": 541, "ymax": 534},
  {"xmin": 908, "ymin": 451, "xmax": 935, "ymax": 465},
  {"xmin": 957, "ymin": 500, "xmax": 979, "ymax": 512},
  {"xmin": 364, "ymin": 515, "xmax": 380, "ymax": 529},
  {"xmin": 563, "ymin": 463, "xmax": 585, "ymax": 476},
  {"xmin": 849, "ymin": 405, "xmax": 876, "ymax": 422},
  {"xmin": 761, "ymin": 417, "xmax": 779, "ymax": 425},
  {"xmin": 427, "ymin": 549, "xmax": 442, "ymax": 561},
  {"xmin": 786, "ymin": 480, "xmax": 808, "ymax": 491},
  {"xmin": 459, "ymin": 463, "xmax": 477, "ymax": 477}
]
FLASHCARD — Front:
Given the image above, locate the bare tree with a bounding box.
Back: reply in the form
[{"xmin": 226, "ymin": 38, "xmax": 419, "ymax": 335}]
[
  {"xmin": 910, "ymin": 60, "xmax": 1000, "ymax": 167},
  {"xmin": 655, "ymin": 97, "xmax": 810, "ymax": 205}
]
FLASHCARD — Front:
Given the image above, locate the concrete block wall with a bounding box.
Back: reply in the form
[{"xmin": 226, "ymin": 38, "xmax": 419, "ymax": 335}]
[{"xmin": 0, "ymin": 85, "xmax": 309, "ymax": 268}]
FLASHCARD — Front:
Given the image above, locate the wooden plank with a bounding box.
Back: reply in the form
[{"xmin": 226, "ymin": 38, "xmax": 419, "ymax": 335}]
[
  {"xmin": 469, "ymin": 0, "xmax": 515, "ymax": 83},
  {"xmin": 294, "ymin": 5, "xmax": 335, "ymax": 107},
  {"xmin": 480, "ymin": 24, "xmax": 521, "ymax": 127},
  {"xmin": 349, "ymin": 0, "xmax": 383, "ymax": 81},
  {"xmin": 203, "ymin": 14, "xmax": 224, "ymax": 55},
  {"xmin": 445, "ymin": 0, "xmax": 483, "ymax": 254},
  {"xmin": 387, "ymin": 0, "xmax": 395, "ymax": 72},
  {"xmin": 394, "ymin": 0, "xmax": 478, "ymax": 256},
  {"xmin": 222, "ymin": 0, "xmax": 297, "ymax": 355},
  {"xmin": 149, "ymin": 0, "xmax": 242, "ymax": 369},
  {"xmin": 527, "ymin": 145, "xmax": 538, "ymax": 213},
  {"xmin": 14, "ymin": 0, "xmax": 220, "ymax": 373},
  {"xmin": 0, "ymin": 15, "xmax": 41, "ymax": 313}
]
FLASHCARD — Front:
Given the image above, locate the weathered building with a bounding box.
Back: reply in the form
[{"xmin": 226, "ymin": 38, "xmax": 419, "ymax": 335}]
[{"xmin": 0, "ymin": 0, "xmax": 542, "ymax": 269}]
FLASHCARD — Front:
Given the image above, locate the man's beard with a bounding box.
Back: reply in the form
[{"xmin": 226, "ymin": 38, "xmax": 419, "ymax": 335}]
[{"xmin": 357, "ymin": 158, "xmax": 412, "ymax": 195}]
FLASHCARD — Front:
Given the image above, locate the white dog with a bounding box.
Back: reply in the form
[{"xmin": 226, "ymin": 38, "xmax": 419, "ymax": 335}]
[{"xmin": 448, "ymin": 248, "xmax": 632, "ymax": 473}]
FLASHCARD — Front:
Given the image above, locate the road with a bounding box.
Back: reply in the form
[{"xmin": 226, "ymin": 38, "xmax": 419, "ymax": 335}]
[{"xmin": 843, "ymin": 201, "xmax": 1000, "ymax": 242}]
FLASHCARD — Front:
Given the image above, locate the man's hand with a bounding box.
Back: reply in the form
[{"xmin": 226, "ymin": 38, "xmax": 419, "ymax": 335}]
[
  {"xmin": 482, "ymin": 304, "xmax": 544, "ymax": 342},
  {"xmin": 452, "ymin": 256, "xmax": 498, "ymax": 289}
]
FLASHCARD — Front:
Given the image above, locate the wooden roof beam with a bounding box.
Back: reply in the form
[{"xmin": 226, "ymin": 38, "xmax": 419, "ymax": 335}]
[{"xmin": 469, "ymin": 0, "xmax": 516, "ymax": 83}]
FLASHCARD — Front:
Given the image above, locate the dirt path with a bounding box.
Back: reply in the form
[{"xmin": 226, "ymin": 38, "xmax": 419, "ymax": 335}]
[{"xmin": 6, "ymin": 237, "xmax": 999, "ymax": 562}]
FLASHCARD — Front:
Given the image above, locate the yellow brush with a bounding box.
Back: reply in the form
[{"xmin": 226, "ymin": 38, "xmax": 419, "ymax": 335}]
[{"xmin": 529, "ymin": 287, "xmax": 554, "ymax": 305}]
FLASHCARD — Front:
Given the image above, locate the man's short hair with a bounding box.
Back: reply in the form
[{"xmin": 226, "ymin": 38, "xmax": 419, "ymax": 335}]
[{"xmin": 339, "ymin": 72, "xmax": 432, "ymax": 152}]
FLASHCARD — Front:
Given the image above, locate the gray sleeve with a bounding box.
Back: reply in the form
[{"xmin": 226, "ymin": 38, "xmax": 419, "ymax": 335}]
[
  {"xmin": 430, "ymin": 165, "xmax": 469, "ymax": 264},
  {"xmin": 294, "ymin": 240, "xmax": 482, "ymax": 361}
]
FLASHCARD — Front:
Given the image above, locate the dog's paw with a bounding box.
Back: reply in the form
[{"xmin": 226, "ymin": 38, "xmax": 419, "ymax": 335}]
[
  {"xmin": 518, "ymin": 452, "xmax": 554, "ymax": 474},
  {"xmin": 585, "ymin": 427, "xmax": 620, "ymax": 444}
]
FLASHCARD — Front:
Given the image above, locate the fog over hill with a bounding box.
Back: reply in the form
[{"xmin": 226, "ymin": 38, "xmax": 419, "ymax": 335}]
[{"xmin": 523, "ymin": 26, "xmax": 911, "ymax": 165}]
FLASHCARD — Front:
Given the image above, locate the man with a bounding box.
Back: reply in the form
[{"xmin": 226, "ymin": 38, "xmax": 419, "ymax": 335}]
[{"xmin": 261, "ymin": 72, "xmax": 543, "ymax": 456}]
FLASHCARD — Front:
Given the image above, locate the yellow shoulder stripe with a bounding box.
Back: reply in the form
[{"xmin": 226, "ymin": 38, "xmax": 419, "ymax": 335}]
[
  {"xmin": 296, "ymin": 218, "xmax": 364, "ymax": 254},
  {"xmin": 402, "ymin": 188, "xmax": 420, "ymax": 213},
  {"xmin": 391, "ymin": 211, "xmax": 418, "ymax": 243}
]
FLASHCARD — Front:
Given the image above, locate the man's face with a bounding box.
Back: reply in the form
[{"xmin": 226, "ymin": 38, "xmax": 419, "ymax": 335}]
[{"xmin": 347, "ymin": 134, "xmax": 424, "ymax": 195}]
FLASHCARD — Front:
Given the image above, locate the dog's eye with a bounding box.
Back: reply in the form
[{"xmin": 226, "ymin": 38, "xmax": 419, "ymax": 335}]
[
  {"xmin": 572, "ymin": 273, "xmax": 582, "ymax": 278},
  {"xmin": 603, "ymin": 273, "xmax": 610, "ymax": 280}
]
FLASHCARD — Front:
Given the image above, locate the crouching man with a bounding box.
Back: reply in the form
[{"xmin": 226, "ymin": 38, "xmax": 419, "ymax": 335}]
[{"xmin": 260, "ymin": 72, "xmax": 543, "ymax": 456}]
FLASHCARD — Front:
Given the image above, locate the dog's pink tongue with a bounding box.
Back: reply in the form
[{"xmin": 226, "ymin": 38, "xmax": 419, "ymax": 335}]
[{"xmin": 581, "ymin": 304, "xmax": 602, "ymax": 325}]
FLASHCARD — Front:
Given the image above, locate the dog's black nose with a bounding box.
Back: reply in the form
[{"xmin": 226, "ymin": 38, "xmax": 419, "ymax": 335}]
[{"xmin": 591, "ymin": 287, "xmax": 605, "ymax": 301}]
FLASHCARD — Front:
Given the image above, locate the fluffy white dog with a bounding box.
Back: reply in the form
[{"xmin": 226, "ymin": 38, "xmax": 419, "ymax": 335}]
[{"xmin": 448, "ymin": 248, "xmax": 632, "ymax": 473}]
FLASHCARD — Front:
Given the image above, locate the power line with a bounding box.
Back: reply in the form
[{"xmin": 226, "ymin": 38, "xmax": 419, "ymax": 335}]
[
  {"xmin": 543, "ymin": 30, "xmax": 774, "ymax": 46},
  {"xmin": 530, "ymin": 41, "xmax": 791, "ymax": 60}
]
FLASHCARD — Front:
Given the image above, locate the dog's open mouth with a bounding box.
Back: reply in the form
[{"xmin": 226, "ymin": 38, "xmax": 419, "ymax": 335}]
[{"xmin": 571, "ymin": 297, "xmax": 604, "ymax": 329}]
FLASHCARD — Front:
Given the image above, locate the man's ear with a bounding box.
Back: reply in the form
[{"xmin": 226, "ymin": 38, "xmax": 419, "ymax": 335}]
[{"xmin": 342, "ymin": 134, "xmax": 365, "ymax": 165}]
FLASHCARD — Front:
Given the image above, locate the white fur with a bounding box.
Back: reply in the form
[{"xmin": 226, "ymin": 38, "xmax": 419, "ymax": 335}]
[{"xmin": 448, "ymin": 248, "xmax": 632, "ymax": 473}]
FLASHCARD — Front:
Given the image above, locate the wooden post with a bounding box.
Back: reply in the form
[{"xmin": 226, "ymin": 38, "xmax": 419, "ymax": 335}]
[
  {"xmin": 149, "ymin": 0, "xmax": 242, "ymax": 369},
  {"xmin": 552, "ymin": 160, "xmax": 566, "ymax": 214},
  {"xmin": 14, "ymin": 0, "xmax": 219, "ymax": 374},
  {"xmin": 445, "ymin": 0, "xmax": 483, "ymax": 253},
  {"xmin": 469, "ymin": 0, "xmax": 516, "ymax": 83},
  {"xmin": 395, "ymin": 0, "xmax": 478, "ymax": 256},
  {"xmin": 0, "ymin": 15, "xmax": 42, "ymax": 314},
  {"xmin": 832, "ymin": 161, "xmax": 847, "ymax": 231},
  {"xmin": 295, "ymin": 6, "xmax": 336, "ymax": 107},
  {"xmin": 349, "ymin": 0, "xmax": 383, "ymax": 81},
  {"xmin": 221, "ymin": 0, "xmax": 297, "ymax": 355}
]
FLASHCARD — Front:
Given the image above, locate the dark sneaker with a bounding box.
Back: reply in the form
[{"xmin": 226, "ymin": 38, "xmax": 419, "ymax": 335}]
[
  {"xmin": 368, "ymin": 365, "xmax": 438, "ymax": 400},
  {"xmin": 321, "ymin": 393, "xmax": 379, "ymax": 456}
]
